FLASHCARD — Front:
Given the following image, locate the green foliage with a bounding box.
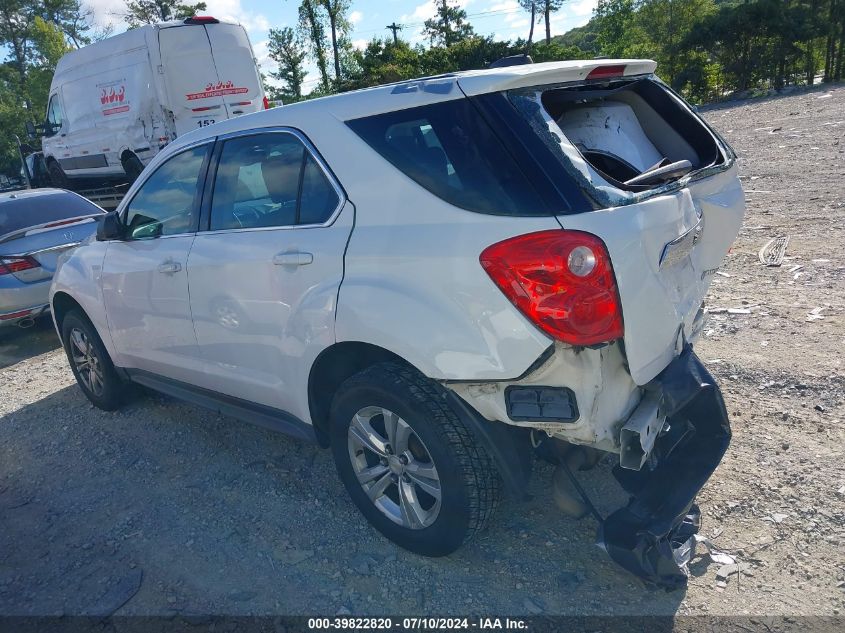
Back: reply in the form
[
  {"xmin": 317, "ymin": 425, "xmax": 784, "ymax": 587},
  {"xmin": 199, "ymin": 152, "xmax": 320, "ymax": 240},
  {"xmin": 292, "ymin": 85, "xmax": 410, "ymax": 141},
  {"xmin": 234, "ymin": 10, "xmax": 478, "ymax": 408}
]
[
  {"xmin": 0, "ymin": 0, "xmax": 92, "ymax": 176},
  {"xmin": 123, "ymin": 0, "xmax": 208, "ymax": 28},
  {"xmin": 268, "ymin": 26, "xmax": 307, "ymax": 102},
  {"xmin": 424, "ymin": 0, "xmax": 475, "ymax": 47},
  {"xmin": 590, "ymin": 0, "xmax": 845, "ymax": 102}
]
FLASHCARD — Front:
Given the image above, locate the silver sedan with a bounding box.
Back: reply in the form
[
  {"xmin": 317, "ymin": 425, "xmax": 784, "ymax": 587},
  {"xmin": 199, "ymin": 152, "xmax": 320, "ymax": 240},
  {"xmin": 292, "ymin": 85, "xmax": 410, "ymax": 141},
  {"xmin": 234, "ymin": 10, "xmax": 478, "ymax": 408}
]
[{"xmin": 0, "ymin": 189, "xmax": 103, "ymax": 328}]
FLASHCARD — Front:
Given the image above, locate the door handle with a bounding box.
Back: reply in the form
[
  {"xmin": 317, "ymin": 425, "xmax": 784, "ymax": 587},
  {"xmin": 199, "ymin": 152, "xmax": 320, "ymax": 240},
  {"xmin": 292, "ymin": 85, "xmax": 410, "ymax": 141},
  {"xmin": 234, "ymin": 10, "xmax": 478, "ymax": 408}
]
[
  {"xmin": 157, "ymin": 261, "xmax": 182, "ymax": 274},
  {"xmin": 273, "ymin": 251, "xmax": 313, "ymax": 266}
]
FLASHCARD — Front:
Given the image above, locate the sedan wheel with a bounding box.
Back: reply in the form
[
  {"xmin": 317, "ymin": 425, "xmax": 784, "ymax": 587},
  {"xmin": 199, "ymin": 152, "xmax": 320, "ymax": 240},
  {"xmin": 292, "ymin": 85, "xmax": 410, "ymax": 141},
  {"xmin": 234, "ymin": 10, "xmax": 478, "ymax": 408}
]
[{"xmin": 347, "ymin": 406, "xmax": 442, "ymax": 530}]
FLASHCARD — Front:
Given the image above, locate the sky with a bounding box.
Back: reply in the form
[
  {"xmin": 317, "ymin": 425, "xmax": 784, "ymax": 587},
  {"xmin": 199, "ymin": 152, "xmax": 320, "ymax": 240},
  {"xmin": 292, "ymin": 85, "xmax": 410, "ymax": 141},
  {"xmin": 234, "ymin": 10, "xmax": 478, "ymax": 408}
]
[{"xmin": 83, "ymin": 0, "xmax": 598, "ymax": 93}]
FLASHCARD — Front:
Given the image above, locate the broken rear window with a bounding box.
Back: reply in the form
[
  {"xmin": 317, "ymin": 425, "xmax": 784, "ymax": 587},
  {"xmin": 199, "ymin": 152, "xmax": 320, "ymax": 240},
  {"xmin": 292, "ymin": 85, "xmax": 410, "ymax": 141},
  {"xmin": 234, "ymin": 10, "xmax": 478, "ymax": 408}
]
[{"xmin": 507, "ymin": 78, "xmax": 734, "ymax": 209}]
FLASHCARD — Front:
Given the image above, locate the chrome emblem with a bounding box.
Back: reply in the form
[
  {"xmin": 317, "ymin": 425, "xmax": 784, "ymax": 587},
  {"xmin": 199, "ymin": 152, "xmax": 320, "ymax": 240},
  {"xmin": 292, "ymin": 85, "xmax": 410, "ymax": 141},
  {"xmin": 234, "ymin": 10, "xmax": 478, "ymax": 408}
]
[{"xmin": 659, "ymin": 214, "xmax": 704, "ymax": 269}]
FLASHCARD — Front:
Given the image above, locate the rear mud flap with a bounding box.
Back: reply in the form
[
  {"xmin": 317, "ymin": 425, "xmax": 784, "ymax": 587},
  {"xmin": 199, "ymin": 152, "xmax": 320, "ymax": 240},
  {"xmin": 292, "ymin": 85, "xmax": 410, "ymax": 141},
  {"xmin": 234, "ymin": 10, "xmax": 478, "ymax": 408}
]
[{"xmin": 599, "ymin": 346, "xmax": 731, "ymax": 590}]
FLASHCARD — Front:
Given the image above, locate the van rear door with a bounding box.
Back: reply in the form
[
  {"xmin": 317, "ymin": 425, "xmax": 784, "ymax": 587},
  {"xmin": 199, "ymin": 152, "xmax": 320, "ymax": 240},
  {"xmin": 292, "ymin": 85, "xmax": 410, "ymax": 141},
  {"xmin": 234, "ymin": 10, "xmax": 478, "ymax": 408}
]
[
  {"xmin": 158, "ymin": 23, "xmax": 227, "ymax": 137},
  {"xmin": 204, "ymin": 23, "xmax": 264, "ymax": 119}
]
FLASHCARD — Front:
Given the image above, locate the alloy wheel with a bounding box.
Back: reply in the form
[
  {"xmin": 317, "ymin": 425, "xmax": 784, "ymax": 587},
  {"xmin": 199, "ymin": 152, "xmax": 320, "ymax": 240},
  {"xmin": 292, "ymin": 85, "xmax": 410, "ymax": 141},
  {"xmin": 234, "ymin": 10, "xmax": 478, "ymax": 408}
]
[
  {"xmin": 69, "ymin": 328, "xmax": 104, "ymax": 396},
  {"xmin": 347, "ymin": 406, "xmax": 442, "ymax": 529}
]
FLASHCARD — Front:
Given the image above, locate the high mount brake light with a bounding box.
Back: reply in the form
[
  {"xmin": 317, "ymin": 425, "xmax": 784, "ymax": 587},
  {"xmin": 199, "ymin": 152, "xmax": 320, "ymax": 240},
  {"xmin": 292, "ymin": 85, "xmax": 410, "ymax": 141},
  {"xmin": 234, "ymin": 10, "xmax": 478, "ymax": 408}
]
[
  {"xmin": 0, "ymin": 256, "xmax": 40, "ymax": 276},
  {"xmin": 586, "ymin": 64, "xmax": 627, "ymax": 80},
  {"xmin": 480, "ymin": 230, "xmax": 624, "ymax": 346},
  {"xmin": 184, "ymin": 16, "xmax": 219, "ymax": 25}
]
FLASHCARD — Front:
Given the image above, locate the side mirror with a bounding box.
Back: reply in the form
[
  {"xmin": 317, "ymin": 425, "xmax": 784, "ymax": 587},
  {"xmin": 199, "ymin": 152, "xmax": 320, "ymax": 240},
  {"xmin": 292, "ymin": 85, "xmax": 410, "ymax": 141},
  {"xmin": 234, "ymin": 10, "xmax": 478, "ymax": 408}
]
[
  {"xmin": 25, "ymin": 121, "xmax": 37, "ymax": 139},
  {"xmin": 97, "ymin": 211, "xmax": 124, "ymax": 241}
]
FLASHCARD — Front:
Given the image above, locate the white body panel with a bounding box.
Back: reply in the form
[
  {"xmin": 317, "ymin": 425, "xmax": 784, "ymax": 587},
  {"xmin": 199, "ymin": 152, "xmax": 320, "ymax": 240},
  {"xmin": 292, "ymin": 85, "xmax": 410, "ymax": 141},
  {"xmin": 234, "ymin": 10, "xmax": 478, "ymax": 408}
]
[
  {"xmin": 42, "ymin": 21, "xmax": 264, "ymax": 179},
  {"xmin": 51, "ymin": 59, "xmax": 743, "ymax": 455},
  {"xmin": 186, "ymin": 201, "xmax": 354, "ymax": 423}
]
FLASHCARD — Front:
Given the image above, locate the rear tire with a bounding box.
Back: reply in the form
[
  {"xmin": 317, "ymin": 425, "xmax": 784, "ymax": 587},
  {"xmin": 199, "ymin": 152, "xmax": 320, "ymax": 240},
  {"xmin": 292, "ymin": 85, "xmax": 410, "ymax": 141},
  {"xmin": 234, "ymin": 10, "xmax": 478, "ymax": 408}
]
[
  {"xmin": 329, "ymin": 362, "xmax": 501, "ymax": 557},
  {"xmin": 61, "ymin": 310, "xmax": 126, "ymax": 411},
  {"xmin": 122, "ymin": 154, "xmax": 144, "ymax": 183},
  {"xmin": 47, "ymin": 161, "xmax": 68, "ymax": 189}
]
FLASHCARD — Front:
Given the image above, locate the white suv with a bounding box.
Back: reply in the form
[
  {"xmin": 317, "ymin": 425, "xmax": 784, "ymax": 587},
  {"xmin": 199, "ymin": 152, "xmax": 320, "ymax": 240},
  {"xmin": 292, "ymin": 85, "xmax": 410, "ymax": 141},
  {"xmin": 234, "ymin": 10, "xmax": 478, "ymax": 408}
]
[{"xmin": 50, "ymin": 59, "xmax": 744, "ymax": 589}]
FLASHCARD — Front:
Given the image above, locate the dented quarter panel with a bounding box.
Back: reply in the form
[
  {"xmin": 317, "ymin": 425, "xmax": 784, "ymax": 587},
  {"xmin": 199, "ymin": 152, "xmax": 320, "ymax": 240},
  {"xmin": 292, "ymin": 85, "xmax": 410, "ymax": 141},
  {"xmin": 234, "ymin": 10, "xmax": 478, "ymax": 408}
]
[{"xmin": 556, "ymin": 164, "xmax": 745, "ymax": 385}]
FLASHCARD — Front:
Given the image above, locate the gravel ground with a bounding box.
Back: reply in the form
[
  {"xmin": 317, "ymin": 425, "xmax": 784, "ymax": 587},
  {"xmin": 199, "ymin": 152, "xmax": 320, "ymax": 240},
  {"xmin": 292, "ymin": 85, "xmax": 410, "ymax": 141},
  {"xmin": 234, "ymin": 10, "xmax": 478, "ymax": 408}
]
[{"xmin": 1, "ymin": 85, "xmax": 844, "ymax": 618}]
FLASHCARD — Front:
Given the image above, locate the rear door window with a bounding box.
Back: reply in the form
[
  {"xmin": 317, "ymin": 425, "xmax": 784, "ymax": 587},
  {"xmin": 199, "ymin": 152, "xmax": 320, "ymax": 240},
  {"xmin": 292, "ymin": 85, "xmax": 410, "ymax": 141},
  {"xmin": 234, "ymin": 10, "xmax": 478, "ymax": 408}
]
[
  {"xmin": 346, "ymin": 99, "xmax": 550, "ymax": 216},
  {"xmin": 209, "ymin": 132, "xmax": 340, "ymax": 231}
]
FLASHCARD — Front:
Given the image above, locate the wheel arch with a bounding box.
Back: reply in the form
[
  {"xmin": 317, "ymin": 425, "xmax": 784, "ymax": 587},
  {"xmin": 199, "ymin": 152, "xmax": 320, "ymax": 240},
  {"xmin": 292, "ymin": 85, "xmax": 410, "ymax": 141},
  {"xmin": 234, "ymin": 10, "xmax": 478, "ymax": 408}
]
[
  {"xmin": 51, "ymin": 291, "xmax": 85, "ymax": 333},
  {"xmin": 308, "ymin": 341, "xmax": 416, "ymax": 447}
]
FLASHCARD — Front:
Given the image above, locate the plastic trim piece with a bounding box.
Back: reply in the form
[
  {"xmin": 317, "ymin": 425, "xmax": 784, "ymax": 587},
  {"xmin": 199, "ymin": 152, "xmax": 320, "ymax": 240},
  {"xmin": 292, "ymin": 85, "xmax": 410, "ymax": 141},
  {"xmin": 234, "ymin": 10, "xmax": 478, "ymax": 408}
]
[
  {"xmin": 125, "ymin": 369, "xmax": 317, "ymax": 443},
  {"xmin": 598, "ymin": 345, "xmax": 731, "ymax": 590}
]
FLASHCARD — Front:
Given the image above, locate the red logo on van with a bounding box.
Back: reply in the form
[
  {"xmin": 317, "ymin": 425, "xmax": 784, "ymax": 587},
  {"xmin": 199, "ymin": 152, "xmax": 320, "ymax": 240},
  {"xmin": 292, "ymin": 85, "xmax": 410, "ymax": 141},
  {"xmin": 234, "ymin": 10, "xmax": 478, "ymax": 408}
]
[
  {"xmin": 99, "ymin": 81, "xmax": 130, "ymax": 116},
  {"xmin": 100, "ymin": 85, "xmax": 125, "ymax": 105},
  {"xmin": 186, "ymin": 80, "xmax": 249, "ymax": 101}
]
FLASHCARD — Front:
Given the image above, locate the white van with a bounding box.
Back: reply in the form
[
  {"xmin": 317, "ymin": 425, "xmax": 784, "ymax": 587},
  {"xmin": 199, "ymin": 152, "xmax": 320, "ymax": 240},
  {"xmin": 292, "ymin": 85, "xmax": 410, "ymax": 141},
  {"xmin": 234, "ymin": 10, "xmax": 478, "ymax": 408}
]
[{"xmin": 40, "ymin": 16, "xmax": 267, "ymax": 186}]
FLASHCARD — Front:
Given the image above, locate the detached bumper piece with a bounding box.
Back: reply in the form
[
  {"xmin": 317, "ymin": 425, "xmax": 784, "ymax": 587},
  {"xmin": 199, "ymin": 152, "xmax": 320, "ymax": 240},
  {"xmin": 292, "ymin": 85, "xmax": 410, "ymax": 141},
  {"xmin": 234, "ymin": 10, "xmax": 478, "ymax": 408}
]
[{"xmin": 599, "ymin": 346, "xmax": 731, "ymax": 590}]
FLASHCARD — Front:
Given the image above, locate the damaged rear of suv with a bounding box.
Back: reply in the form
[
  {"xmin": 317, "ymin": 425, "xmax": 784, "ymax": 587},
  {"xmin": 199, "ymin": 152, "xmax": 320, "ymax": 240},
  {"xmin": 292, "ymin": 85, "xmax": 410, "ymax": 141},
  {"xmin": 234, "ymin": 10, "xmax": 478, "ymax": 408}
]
[
  {"xmin": 344, "ymin": 59, "xmax": 742, "ymax": 589},
  {"xmin": 52, "ymin": 58, "xmax": 743, "ymax": 592}
]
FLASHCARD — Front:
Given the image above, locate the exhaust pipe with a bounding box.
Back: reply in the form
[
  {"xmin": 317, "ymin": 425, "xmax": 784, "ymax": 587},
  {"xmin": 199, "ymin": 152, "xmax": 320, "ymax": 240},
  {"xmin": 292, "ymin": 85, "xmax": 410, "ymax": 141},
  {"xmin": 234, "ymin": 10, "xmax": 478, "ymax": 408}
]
[
  {"xmin": 17, "ymin": 317, "xmax": 36, "ymax": 329},
  {"xmin": 619, "ymin": 391, "xmax": 664, "ymax": 470}
]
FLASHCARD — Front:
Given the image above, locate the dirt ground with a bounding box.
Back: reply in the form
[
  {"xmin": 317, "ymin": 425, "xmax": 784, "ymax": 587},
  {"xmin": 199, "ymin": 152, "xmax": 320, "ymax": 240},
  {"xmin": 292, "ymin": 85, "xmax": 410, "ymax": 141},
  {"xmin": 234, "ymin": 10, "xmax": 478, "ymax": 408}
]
[{"xmin": 1, "ymin": 85, "xmax": 844, "ymax": 619}]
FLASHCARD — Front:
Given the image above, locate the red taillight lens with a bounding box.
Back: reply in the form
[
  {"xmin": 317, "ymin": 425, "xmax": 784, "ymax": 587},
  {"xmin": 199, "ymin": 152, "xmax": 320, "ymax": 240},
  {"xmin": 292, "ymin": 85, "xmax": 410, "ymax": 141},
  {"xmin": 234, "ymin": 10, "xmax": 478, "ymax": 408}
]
[
  {"xmin": 586, "ymin": 64, "xmax": 626, "ymax": 80},
  {"xmin": 0, "ymin": 256, "xmax": 40, "ymax": 276},
  {"xmin": 263, "ymin": 96, "xmax": 271, "ymax": 110},
  {"xmin": 480, "ymin": 230, "xmax": 624, "ymax": 346}
]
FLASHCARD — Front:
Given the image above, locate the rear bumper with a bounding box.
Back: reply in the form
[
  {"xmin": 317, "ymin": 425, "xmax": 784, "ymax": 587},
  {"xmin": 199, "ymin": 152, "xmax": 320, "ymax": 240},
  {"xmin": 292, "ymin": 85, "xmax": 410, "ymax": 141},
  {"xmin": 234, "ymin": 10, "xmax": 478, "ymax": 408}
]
[
  {"xmin": 0, "ymin": 278, "xmax": 51, "ymax": 325},
  {"xmin": 0, "ymin": 302, "xmax": 50, "ymax": 326},
  {"xmin": 599, "ymin": 346, "xmax": 731, "ymax": 589}
]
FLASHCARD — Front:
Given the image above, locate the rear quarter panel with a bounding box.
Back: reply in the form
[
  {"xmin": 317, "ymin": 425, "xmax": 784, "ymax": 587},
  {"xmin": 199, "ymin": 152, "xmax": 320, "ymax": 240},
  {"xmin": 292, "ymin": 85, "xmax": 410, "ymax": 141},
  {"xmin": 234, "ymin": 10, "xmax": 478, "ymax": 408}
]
[{"xmin": 305, "ymin": 118, "xmax": 558, "ymax": 380}]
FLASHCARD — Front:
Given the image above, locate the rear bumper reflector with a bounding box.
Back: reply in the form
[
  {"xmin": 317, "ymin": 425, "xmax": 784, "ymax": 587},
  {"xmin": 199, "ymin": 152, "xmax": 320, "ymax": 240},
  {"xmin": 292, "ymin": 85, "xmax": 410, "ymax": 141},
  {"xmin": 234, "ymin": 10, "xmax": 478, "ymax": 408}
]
[{"xmin": 505, "ymin": 386, "xmax": 579, "ymax": 423}]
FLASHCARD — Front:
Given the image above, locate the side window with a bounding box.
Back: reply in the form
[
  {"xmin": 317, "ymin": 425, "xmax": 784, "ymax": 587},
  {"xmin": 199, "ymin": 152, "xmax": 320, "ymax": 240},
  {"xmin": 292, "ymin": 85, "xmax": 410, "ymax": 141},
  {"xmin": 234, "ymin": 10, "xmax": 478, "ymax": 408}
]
[
  {"xmin": 209, "ymin": 133, "xmax": 340, "ymax": 231},
  {"xmin": 346, "ymin": 99, "xmax": 549, "ymax": 216},
  {"xmin": 123, "ymin": 144, "xmax": 209, "ymax": 239},
  {"xmin": 299, "ymin": 153, "xmax": 340, "ymax": 225},
  {"xmin": 46, "ymin": 95, "xmax": 64, "ymax": 135}
]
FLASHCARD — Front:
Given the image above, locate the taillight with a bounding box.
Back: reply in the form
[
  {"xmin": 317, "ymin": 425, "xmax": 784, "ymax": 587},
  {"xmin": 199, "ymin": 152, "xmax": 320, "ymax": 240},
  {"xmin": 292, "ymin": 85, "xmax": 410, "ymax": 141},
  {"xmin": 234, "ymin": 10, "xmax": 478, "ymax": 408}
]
[
  {"xmin": 263, "ymin": 96, "xmax": 271, "ymax": 110},
  {"xmin": 0, "ymin": 256, "xmax": 40, "ymax": 276},
  {"xmin": 479, "ymin": 230, "xmax": 623, "ymax": 346}
]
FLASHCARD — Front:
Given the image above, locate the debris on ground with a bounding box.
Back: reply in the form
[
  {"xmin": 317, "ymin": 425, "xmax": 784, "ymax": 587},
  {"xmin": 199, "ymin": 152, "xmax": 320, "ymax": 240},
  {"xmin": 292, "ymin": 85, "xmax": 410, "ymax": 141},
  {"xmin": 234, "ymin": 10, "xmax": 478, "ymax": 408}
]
[{"xmin": 759, "ymin": 235, "xmax": 790, "ymax": 266}]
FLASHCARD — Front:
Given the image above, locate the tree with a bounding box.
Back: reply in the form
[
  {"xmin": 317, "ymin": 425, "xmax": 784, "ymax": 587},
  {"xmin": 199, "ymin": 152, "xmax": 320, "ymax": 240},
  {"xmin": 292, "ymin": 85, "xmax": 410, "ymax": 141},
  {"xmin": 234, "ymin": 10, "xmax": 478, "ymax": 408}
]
[
  {"xmin": 317, "ymin": 0, "xmax": 351, "ymax": 83},
  {"xmin": 123, "ymin": 0, "xmax": 208, "ymax": 28},
  {"xmin": 594, "ymin": 0, "xmax": 636, "ymax": 58},
  {"xmin": 296, "ymin": 0, "xmax": 331, "ymax": 92},
  {"xmin": 518, "ymin": 1, "xmax": 539, "ymax": 51},
  {"xmin": 0, "ymin": 0, "xmax": 93, "ymax": 175},
  {"xmin": 267, "ymin": 26, "xmax": 307, "ymax": 102},
  {"xmin": 424, "ymin": 0, "xmax": 475, "ymax": 47},
  {"xmin": 541, "ymin": 0, "xmax": 565, "ymax": 44}
]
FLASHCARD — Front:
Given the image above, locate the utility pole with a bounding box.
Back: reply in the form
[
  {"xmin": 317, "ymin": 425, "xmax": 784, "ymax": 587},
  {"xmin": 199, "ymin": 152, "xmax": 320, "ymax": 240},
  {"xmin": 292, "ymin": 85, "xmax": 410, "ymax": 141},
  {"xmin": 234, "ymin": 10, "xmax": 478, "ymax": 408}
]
[{"xmin": 386, "ymin": 22, "xmax": 402, "ymax": 44}]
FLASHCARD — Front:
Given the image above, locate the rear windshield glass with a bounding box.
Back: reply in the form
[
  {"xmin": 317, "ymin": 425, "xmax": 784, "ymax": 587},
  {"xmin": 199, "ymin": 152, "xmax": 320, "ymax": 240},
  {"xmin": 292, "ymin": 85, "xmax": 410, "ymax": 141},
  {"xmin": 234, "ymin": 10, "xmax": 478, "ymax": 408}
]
[
  {"xmin": 346, "ymin": 99, "xmax": 550, "ymax": 216},
  {"xmin": 508, "ymin": 77, "xmax": 731, "ymax": 208},
  {"xmin": 0, "ymin": 191, "xmax": 103, "ymax": 236}
]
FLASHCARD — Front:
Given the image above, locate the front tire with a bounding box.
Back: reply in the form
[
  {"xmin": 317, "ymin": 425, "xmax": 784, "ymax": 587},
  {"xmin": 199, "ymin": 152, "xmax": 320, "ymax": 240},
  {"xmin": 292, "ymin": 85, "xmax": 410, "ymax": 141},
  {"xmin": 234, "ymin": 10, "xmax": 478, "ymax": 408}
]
[
  {"xmin": 61, "ymin": 310, "xmax": 126, "ymax": 411},
  {"xmin": 329, "ymin": 362, "xmax": 501, "ymax": 556}
]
